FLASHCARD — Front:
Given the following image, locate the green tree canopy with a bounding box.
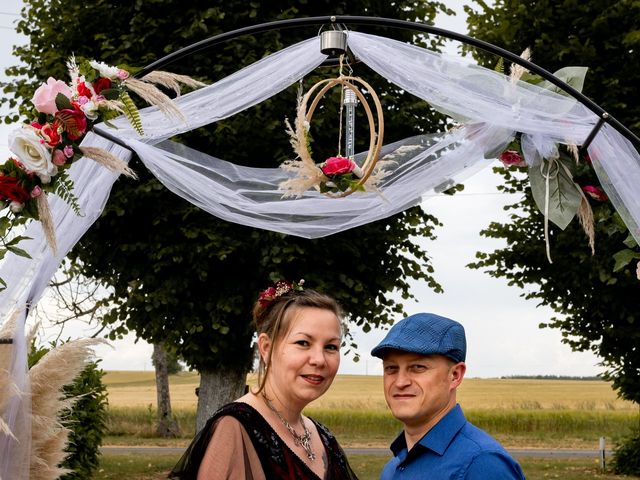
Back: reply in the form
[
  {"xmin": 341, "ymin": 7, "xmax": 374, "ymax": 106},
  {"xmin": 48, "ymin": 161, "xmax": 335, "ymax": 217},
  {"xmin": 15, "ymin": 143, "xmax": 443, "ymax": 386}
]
[
  {"xmin": 466, "ymin": 0, "xmax": 640, "ymax": 404},
  {"xmin": 4, "ymin": 0, "xmax": 455, "ymax": 425}
]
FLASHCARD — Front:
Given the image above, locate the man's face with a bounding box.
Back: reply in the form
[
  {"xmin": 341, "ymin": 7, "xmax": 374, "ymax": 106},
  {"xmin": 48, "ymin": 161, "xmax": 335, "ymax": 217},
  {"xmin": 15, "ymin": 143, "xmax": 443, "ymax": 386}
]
[{"xmin": 382, "ymin": 351, "xmax": 465, "ymax": 430}]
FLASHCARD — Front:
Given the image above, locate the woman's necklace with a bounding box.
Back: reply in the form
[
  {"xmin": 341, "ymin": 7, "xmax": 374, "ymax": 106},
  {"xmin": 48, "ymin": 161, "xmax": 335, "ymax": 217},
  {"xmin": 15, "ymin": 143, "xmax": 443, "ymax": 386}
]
[{"xmin": 262, "ymin": 393, "xmax": 316, "ymax": 461}]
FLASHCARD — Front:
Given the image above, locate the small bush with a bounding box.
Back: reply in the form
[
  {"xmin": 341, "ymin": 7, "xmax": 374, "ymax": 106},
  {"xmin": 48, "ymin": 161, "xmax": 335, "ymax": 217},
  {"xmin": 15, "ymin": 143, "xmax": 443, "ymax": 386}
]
[
  {"xmin": 60, "ymin": 359, "xmax": 109, "ymax": 479},
  {"xmin": 613, "ymin": 428, "xmax": 640, "ymax": 475}
]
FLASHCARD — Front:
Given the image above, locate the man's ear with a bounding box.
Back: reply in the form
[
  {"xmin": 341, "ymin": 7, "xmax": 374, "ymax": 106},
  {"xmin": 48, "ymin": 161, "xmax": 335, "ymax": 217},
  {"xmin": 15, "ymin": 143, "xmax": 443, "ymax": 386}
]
[
  {"xmin": 257, "ymin": 333, "xmax": 272, "ymax": 363},
  {"xmin": 450, "ymin": 362, "xmax": 466, "ymax": 389}
]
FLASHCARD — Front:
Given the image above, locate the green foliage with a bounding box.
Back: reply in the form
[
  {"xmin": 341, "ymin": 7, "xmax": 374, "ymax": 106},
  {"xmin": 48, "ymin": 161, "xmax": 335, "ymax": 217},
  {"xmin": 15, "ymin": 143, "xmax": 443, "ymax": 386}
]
[
  {"xmin": 52, "ymin": 169, "xmax": 82, "ymax": 215},
  {"xmin": 466, "ymin": 0, "xmax": 640, "ymax": 408},
  {"xmin": 59, "ymin": 361, "xmax": 109, "ymax": 480},
  {"xmin": 28, "ymin": 343, "xmax": 109, "ymax": 480},
  {"xmin": 5, "ymin": 1, "xmax": 452, "ymax": 379},
  {"xmin": 119, "ymin": 91, "xmax": 143, "ymax": 136},
  {"xmin": 613, "ymin": 428, "xmax": 640, "ymax": 476},
  {"xmin": 527, "ymin": 152, "xmax": 582, "ymax": 230}
]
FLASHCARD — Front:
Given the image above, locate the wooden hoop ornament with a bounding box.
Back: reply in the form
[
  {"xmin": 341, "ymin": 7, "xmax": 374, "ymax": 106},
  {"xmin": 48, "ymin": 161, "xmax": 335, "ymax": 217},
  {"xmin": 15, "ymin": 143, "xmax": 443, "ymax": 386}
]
[{"xmin": 302, "ymin": 76, "xmax": 385, "ymax": 198}]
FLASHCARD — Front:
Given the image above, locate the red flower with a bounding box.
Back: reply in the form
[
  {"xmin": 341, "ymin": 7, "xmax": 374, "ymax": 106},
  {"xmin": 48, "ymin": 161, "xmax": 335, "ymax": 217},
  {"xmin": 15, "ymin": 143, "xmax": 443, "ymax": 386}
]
[
  {"xmin": 321, "ymin": 156, "xmax": 356, "ymax": 176},
  {"xmin": 257, "ymin": 287, "xmax": 277, "ymax": 308},
  {"xmin": 55, "ymin": 103, "xmax": 87, "ymax": 140},
  {"xmin": 581, "ymin": 185, "xmax": 608, "ymax": 202},
  {"xmin": 499, "ymin": 150, "xmax": 526, "ymax": 167},
  {"xmin": 77, "ymin": 81, "xmax": 93, "ymax": 98},
  {"xmin": 40, "ymin": 121, "xmax": 61, "ymax": 147},
  {"xmin": 92, "ymin": 77, "xmax": 112, "ymax": 95},
  {"xmin": 0, "ymin": 175, "xmax": 31, "ymax": 204}
]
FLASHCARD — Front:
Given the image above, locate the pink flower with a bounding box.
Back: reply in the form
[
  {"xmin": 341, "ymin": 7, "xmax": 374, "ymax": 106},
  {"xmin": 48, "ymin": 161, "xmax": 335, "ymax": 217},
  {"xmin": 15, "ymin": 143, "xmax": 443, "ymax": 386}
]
[
  {"xmin": 63, "ymin": 145, "xmax": 74, "ymax": 158},
  {"xmin": 52, "ymin": 149, "xmax": 67, "ymax": 166},
  {"xmin": 31, "ymin": 77, "xmax": 73, "ymax": 115},
  {"xmin": 581, "ymin": 185, "xmax": 608, "ymax": 202},
  {"xmin": 31, "ymin": 185, "xmax": 42, "ymax": 198},
  {"xmin": 499, "ymin": 150, "xmax": 526, "ymax": 167},
  {"xmin": 321, "ymin": 156, "xmax": 356, "ymax": 176},
  {"xmin": 116, "ymin": 69, "xmax": 129, "ymax": 80}
]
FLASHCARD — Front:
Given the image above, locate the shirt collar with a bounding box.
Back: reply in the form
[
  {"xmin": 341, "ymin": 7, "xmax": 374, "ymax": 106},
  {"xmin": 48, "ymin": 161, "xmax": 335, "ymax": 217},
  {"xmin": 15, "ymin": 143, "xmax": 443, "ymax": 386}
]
[{"xmin": 390, "ymin": 404, "xmax": 467, "ymax": 457}]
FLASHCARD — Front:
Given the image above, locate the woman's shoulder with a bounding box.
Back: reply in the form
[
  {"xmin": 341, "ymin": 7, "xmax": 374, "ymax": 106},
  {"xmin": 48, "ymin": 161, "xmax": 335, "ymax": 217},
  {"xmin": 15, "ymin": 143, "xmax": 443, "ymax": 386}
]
[{"xmin": 209, "ymin": 401, "xmax": 264, "ymax": 428}]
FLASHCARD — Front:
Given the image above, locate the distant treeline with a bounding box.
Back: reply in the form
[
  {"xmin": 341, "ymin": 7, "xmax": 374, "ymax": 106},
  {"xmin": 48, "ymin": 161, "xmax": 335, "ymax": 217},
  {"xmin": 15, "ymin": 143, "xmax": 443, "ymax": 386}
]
[{"xmin": 501, "ymin": 375, "xmax": 603, "ymax": 381}]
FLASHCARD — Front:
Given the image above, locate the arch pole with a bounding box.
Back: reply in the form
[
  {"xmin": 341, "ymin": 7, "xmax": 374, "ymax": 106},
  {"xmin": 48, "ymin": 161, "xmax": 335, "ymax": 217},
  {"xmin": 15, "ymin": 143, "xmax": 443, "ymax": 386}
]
[{"xmin": 137, "ymin": 15, "xmax": 639, "ymax": 151}]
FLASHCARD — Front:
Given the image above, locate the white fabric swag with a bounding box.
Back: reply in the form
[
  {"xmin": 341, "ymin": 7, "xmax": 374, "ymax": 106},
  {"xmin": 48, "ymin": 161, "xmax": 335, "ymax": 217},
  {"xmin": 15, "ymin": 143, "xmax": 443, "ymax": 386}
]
[{"xmin": 1, "ymin": 31, "xmax": 640, "ymax": 479}]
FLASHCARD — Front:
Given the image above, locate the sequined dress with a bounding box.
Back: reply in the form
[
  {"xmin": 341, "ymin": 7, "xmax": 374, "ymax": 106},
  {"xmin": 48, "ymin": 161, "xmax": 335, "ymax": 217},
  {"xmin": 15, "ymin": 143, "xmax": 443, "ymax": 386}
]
[{"xmin": 169, "ymin": 402, "xmax": 359, "ymax": 480}]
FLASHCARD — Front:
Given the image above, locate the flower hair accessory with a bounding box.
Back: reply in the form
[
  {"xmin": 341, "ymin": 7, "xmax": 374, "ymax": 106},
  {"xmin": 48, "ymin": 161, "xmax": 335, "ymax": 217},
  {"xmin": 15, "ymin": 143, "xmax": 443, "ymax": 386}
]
[{"xmin": 257, "ymin": 279, "xmax": 305, "ymax": 309}]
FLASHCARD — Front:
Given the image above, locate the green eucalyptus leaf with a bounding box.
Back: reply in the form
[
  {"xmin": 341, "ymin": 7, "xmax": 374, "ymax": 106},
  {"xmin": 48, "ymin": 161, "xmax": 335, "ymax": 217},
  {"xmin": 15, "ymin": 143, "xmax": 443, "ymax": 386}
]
[
  {"xmin": 539, "ymin": 66, "xmax": 589, "ymax": 96},
  {"xmin": 528, "ymin": 157, "xmax": 581, "ymax": 230},
  {"xmin": 54, "ymin": 93, "xmax": 72, "ymax": 111}
]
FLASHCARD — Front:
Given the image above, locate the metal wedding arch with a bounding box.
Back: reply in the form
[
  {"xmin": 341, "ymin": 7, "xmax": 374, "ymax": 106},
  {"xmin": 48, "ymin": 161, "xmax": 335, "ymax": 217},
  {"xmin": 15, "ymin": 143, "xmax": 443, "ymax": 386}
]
[{"xmin": 2, "ymin": 16, "xmax": 640, "ymax": 479}]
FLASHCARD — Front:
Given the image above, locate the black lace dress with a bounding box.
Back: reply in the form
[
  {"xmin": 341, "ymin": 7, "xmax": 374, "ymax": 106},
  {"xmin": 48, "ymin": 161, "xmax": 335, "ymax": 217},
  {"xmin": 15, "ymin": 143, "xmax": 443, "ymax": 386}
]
[{"xmin": 169, "ymin": 402, "xmax": 359, "ymax": 480}]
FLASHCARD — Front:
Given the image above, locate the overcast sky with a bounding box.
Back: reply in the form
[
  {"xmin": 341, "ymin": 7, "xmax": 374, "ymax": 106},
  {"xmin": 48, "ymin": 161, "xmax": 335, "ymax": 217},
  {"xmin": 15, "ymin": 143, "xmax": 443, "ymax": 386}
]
[{"xmin": 0, "ymin": 1, "xmax": 603, "ymax": 377}]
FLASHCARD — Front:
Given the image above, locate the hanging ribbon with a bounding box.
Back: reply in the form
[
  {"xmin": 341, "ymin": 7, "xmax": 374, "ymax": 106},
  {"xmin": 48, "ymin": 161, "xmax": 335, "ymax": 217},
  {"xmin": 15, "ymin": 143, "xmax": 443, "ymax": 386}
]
[{"xmin": 540, "ymin": 157, "xmax": 559, "ymax": 263}]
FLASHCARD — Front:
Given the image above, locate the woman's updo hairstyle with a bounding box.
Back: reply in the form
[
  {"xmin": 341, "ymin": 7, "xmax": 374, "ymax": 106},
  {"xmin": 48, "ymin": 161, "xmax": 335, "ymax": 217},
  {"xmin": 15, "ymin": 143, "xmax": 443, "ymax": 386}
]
[{"xmin": 252, "ymin": 280, "xmax": 342, "ymax": 395}]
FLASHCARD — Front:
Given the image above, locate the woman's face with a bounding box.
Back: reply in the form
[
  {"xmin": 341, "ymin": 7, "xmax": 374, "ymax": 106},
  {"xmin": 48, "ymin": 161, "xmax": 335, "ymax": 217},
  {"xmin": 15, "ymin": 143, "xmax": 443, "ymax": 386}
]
[{"xmin": 260, "ymin": 306, "xmax": 341, "ymax": 409}]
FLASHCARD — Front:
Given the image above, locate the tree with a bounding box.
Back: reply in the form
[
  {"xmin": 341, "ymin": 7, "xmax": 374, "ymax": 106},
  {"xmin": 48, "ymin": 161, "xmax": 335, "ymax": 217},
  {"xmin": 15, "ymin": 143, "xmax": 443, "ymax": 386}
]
[
  {"xmin": 465, "ymin": 1, "xmax": 640, "ymax": 404},
  {"xmin": 4, "ymin": 0, "xmax": 453, "ymax": 430},
  {"xmin": 152, "ymin": 343, "xmax": 182, "ymax": 437}
]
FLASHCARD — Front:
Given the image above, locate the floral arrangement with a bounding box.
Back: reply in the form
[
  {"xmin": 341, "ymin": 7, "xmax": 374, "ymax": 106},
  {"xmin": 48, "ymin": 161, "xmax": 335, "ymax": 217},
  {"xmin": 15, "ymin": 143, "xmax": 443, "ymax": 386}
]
[
  {"xmin": 279, "ymin": 77, "xmax": 390, "ymax": 198},
  {"xmin": 0, "ymin": 57, "xmax": 205, "ymax": 256},
  {"xmin": 490, "ymin": 50, "xmax": 613, "ymax": 262},
  {"xmin": 257, "ymin": 279, "xmax": 305, "ymax": 309}
]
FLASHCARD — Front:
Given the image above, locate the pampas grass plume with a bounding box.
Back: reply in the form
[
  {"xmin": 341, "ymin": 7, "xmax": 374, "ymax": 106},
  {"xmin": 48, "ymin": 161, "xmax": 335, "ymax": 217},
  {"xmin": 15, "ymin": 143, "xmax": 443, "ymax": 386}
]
[{"xmin": 29, "ymin": 338, "xmax": 107, "ymax": 480}]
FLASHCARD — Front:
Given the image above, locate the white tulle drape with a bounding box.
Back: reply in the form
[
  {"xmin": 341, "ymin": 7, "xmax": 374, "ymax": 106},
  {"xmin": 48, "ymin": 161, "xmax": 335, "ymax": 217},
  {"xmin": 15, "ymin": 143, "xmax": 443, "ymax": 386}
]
[
  {"xmin": 0, "ymin": 133, "xmax": 130, "ymax": 480},
  {"xmin": 2, "ymin": 30, "xmax": 640, "ymax": 478}
]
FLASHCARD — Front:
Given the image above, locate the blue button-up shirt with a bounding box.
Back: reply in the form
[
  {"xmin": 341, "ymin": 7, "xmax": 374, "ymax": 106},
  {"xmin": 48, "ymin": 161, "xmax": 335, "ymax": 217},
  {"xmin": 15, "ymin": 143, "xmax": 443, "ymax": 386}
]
[{"xmin": 381, "ymin": 405, "xmax": 526, "ymax": 479}]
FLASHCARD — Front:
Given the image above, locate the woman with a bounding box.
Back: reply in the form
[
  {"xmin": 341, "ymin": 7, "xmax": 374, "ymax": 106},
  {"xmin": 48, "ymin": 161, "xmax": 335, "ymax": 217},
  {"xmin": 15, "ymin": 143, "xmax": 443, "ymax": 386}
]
[{"xmin": 170, "ymin": 280, "xmax": 358, "ymax": 479}]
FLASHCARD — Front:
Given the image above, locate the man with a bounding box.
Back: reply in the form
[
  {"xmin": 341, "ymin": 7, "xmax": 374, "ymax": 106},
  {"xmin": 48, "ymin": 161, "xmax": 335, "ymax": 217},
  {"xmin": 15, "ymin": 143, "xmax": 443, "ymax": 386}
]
[{"xmin": 372, "ymin": 312, "xmax": 525, "ymax": 479}]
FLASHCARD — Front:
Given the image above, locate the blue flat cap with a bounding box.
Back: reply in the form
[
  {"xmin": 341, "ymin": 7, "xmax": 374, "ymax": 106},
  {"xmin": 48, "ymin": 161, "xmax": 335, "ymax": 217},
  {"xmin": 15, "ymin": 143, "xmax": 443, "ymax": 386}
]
[{"xmin": 371, "ymin": 313, "xmax": 466, "ymax": 363}]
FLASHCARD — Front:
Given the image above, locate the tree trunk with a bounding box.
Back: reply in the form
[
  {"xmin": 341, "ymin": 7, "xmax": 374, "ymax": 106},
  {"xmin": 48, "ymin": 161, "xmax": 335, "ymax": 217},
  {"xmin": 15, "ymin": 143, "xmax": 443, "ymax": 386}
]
[
  {"xmin": 196, "ymin": 368, "xmax": 247, "ymax": 432},
  {"xmin": 153, "ymin": 343, "xmax": 181, "ymax": 437}
]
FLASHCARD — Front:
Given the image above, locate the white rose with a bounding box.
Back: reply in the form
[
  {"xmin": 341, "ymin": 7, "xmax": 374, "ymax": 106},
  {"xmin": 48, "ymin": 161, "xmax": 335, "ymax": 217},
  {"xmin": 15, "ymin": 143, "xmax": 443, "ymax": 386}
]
[
  {"xmin": 80, "ymin": 100, "xmax": 99, "ymax": 120},
  {"xmin": 89, "ymin": 60, "xmax": 120, "ymax": 79},
  {"xmin": 9, "ymin": 201, "xmax": 24, "ymax": 213},
  {"xmin": 8, "ymin": 126, "xmax": 58, "ymax": 179}
]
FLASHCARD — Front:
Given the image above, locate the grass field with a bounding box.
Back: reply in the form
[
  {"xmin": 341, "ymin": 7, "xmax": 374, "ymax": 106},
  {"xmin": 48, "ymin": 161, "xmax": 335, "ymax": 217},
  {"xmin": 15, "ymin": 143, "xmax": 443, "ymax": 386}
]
[
  {"xmin": 104, "ymin": 371, "xmax": 639, "ymax": 450},
  {"xmin": 100, "ymin": 372, "xmax": 640, "ymax": 478},
  {"xmin": 104, "ymin": 371, "xmax": 637, "ymax": 411}
]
